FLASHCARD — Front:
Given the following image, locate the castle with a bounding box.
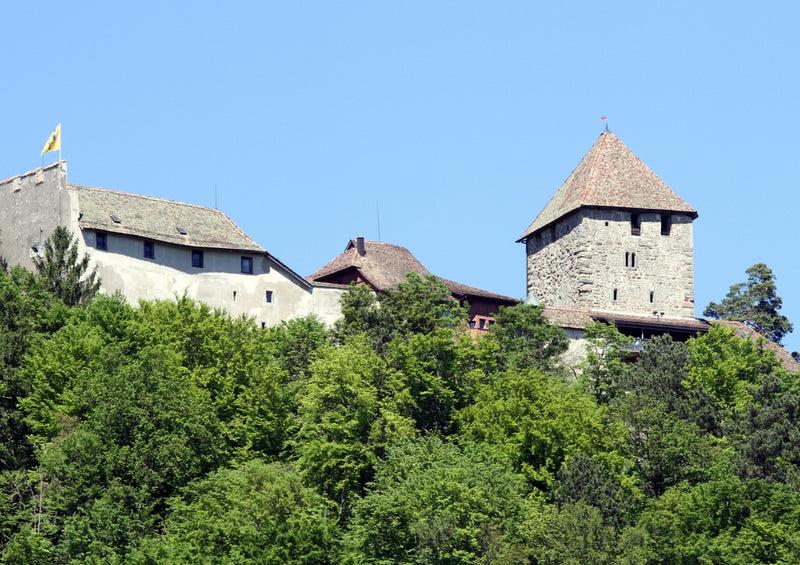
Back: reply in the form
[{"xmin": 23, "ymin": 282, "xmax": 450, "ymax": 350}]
[{"xmin": 1, "ymin": 131, "xmax": 796, "ymax": 370}]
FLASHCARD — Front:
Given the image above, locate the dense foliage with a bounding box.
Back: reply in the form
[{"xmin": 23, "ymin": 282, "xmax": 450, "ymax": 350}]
[{"xmin": 1, "ymin": 270, "xmax": 799, "ymax": 563}]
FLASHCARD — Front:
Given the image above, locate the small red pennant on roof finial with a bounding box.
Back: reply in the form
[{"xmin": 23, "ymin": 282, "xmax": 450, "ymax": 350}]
[{"xmin": 600, "ymin": 116, "xmax": 607, "ymax": 120}]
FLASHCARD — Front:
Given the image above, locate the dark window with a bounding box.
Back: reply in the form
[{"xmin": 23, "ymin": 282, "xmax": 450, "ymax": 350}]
[
  {"xmin": 661, "ymin": 214, "xmax": 672, "ymax": 236},
  {"xmin": 96, "ymin": 232, "xmax": 107, "ymax": 250},
  {"xmin": 649, "ymin": 291, "xmax": 654, "ymax": 303},
  {"xmin": 176, "ymin": 227, "xmax": 187, "ymax": 235},
  {"xmin": 143, "ymin": 240, "xmax": 154, "ymax": 259},
  {"xmin": 192, "ymin": 250, "xmax": 204, "ymax": 268},
  {"xmin": 625, "ymin": 252, "xmax": 629, "ymax": 267},
  {"xmin": 241, "ymin": 256, "xmax": 253, "ymax": 274},
  {"xmin": 265, "ymin": 290, "xmax": 273, "ymax": 303},
  {"xmin": 613, "ymin": 288, "xmax": 618, "ymax": 301},
  {"xmin": 233, "ymin": 291, "xmax": 237, "ymax": 302},
  {"xmin": 631, "ymin": 213, "xmax": 641, "ymax": 236},
  {"xmin": 631, "ymin": 252, "xmax": 636, "ymax": 268},
  {"xmin": 110, "ymin": 214, "xmax": 121, "ymax": 224}
]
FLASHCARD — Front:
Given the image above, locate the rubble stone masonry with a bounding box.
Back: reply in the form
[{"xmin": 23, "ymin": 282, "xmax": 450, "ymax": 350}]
[{"xmin": 526, "ymin": 208, "xmax": 695, "ymax": 318}]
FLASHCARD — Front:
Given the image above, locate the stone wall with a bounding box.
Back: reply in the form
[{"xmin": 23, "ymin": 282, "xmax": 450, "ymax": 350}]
[
  {"xmin": 526, "ymin": 208, "xmax": 695, "ymax": 318},
  {"xmin": 0, "ymin": 162, "xmax": 69, "ymax": 269}
]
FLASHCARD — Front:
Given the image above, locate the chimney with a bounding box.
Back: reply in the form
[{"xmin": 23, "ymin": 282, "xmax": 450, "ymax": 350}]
[{"xmin": 356, "ymin": 236, "xmax": 366, "ymax": 256}]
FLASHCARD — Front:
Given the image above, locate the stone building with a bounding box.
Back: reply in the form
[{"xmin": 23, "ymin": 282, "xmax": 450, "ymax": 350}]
[
  {"xmin": 0, "ymin": 162, "xmax": 343, "ymax": 327},
  {"xmin": 519, "ymin": 130, "xmax": 697, "ymax": 321}
]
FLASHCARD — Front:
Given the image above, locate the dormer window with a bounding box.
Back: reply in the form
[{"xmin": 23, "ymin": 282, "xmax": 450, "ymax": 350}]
[{"xmin": 630, "ymin": 213, "xmax": 641, "ymax": 236}]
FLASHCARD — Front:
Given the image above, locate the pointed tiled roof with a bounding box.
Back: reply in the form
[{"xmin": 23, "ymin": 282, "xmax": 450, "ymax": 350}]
[
  {"xmin": 73, "ymin": 183, "xmax": 264, "ymax": 252},
  {"xmin": 308, "ymin": 239, "xmax": 517, "ymax": 302},
  {"xmin": 309, "ymin": 240, "xmax": 431, "ymax": 291},
  {"xmin": 519, "ymin": 132, "xmax": 697, "ymax": 241}
]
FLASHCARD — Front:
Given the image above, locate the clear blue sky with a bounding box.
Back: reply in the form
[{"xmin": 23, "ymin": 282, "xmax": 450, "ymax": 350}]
[{"xmin": 3, "ymin": 2, "xmax": 799, "ymax": 351}]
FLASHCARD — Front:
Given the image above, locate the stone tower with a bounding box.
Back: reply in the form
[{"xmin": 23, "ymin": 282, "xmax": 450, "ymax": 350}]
[{"xmin": 518, "ymin": 131, "xmax": 698, "ymax": 319}]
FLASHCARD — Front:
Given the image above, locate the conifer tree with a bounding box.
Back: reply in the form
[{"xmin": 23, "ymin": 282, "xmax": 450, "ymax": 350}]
[
  {"xmin": 703, "ymin": 263, "xmax": 792, "ymax": 345},
  {"xmin": 32, "ymin": 225, "xmax": 100, "ymax": 306}
]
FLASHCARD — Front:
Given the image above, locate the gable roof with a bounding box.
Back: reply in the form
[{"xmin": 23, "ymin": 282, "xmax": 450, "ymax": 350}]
[
  {"xmin": 519, "ymin": 131, "xmax": 697, "ymax": 241},
  {"xmin": 308, "ymin": 239, "xmax": 516, "ymax": 303},
  {"xmin": 72, "ymin": 183, "xmax": 264, "ymax": 252}
]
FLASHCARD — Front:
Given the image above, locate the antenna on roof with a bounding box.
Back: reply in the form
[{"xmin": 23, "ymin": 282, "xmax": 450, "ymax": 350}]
[{"xmin": 376, "ymin": 200, "xmax": 382, "ymax": 241}]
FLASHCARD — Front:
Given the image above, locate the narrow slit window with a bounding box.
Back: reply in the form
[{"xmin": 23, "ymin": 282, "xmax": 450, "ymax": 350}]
[
  {"xmin": 661, "ymin": 214, "xmax": 672, "ymax": 236},
  {"xmin": 625, "ymin": 252, "xmax": 630, "ymax": 267},
  {"xmin": 613, "ymin": 288, "xmax": 618, "ymax": 301},
  {"xmin": 631, "ymin": 213, "xmax": 641, "ymax": 236},
  {"xmin": 649, "ymin": 291, "xmax": 654, "ymax": 303},
  {"xmin": 233, "ymin": 291, "xmax": 237, "ymax": 302},
  {"xmin": 631, "ymin": 252, "xmax": 636, "ymax": 268}
]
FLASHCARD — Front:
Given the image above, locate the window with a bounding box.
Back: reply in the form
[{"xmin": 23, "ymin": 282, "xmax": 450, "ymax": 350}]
[
  {"xmin": 265, "ymin": 290, "xmax": 273, "ymax": 304},
  {"xmin": 241, "ymin": 256, "xmax": 253, "ymax": 274},
  {"xmin": 96, "ymin": 231, "xmax": 107, "ymax": 250},
  {"xmin": 649, "ymin": 291, "xmax": 655, "ymax": 303},
  {"xmin": 192, "ymin": 250, "xmax": 204, "ymax": 268},
  {"xmin": 143, "ymin": 240, "xmax": 154, "ymax": 259},
  {"xmin": 661, "ymin": 214, "xmax": 672, "ymax": 236},
  {"xmin": 233, "ymin": 291, "xmax": 237, "ymax": 302},
  {"xmin": 625, "ymin": 251, "xmax": 637, "ymax": 268},
  {"xmin": 630, "ymin": 213, "xmax": 641, "ymax": 236},
  {"xmin": 613, "ymin": 288, "xmax": 618, "ymax": 301}
]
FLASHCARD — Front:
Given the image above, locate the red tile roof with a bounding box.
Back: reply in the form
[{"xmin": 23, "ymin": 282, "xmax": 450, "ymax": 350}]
[
  {"xmin": 519, "ymin": 132, "xmax": 697, "ymax": 241},
  {"xmin": 308, "ymin": 239, "xmax": 516, "ymax": 303}
]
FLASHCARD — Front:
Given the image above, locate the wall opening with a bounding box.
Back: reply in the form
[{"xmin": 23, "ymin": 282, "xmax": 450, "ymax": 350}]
[
  {"xmin": 631, "ymin": 213, "xmax": 641, "ymax": 236},
  {"xmin": 613, "ymin": 288, "xmax": 618, "ymax": 301},
  {"xmin": 661, "ymin": 214, "xmax": 672, "ymax": 235},
  {"xmin": 649, "ymin": 290, "xmax": 654, "ymax": 303}
]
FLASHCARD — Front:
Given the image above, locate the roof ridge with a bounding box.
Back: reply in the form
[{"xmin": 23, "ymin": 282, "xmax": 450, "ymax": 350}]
[
  {"xmin": 69, "ymin": 183, "xmax": 219, "ymax": 213},
  {"xmin": 581, "ymin": 132, "xmax": 606, "ymax": 203}
]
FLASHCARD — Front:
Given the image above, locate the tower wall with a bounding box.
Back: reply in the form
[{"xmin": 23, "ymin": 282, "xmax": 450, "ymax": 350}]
[{"xmin": 526, "ymin": 208, "xmax": 694, "ymax": 318}]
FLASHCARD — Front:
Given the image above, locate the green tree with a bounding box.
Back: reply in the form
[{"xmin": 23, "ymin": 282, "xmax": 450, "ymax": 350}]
[
  {"xmin": 703, "ymin": 263, "xmax": 793, "ymax": 345},
  {"xmin": 292, "ymin": 337, "xmax": 415, "ymax": 521},
  {"xmin": 486, "ymin": 303, "xmax": 568, "ymax": 373},
  {"xmin": 132, "ymin": 460, "xmax": 337, "ymax": 565},
  {"xmin": 32, "ymin": 225, "xmax": 100, "ymax": 307},
  {"xmin": 457, "ymin": 368, "xmax": 623, "ymax": 491},
  {"xmin": 686, "ymin": 323, "xmax": 784, "ymax": 415},
  {"xmin": 579, "ymin": 322, "xmax": 633, "ymax": 404},
  {"xmin": 345, "ymin": 437, "xmax": 539, "ymax": 565}
]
